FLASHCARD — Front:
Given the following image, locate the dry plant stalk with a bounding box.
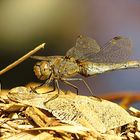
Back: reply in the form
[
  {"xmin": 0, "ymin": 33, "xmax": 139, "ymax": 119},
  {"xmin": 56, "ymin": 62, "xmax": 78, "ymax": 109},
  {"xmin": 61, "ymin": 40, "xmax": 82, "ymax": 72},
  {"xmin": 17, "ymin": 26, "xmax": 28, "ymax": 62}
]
[
  {"xmin": 0, "ymin": 43, "xmax": 45, "ymax": 75},
  {"xmin": 101, "ymin": 92, "xmax": 140, "ymax": 109}
]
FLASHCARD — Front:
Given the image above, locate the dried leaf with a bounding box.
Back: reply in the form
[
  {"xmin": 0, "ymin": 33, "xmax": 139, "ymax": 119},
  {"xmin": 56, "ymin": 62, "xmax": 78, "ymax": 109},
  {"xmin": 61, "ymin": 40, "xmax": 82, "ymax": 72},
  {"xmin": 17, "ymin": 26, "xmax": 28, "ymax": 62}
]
[{"xmin": 8, "ymin": 86, "xmax": 136, "ymax": 133}]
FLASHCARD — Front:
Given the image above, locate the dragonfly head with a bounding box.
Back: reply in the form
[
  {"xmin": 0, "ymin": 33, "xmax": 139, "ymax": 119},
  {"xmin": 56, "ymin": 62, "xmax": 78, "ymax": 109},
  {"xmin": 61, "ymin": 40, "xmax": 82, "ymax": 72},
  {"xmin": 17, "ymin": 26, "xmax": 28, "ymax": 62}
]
[{"xmin": 33, "ymin": 61, "xmax": 52, "ymax": 80}]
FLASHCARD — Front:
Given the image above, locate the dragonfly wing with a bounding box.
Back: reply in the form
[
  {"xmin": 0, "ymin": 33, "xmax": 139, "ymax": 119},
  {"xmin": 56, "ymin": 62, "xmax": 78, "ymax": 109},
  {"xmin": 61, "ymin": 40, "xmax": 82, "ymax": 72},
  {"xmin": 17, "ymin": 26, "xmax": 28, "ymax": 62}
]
[
  {"xmin": 30, "ymin": 56, "xmax": 49, "ymax": 60},
  {"xmin": 66, "ymin": 35, "xmax": 100, "ymax": 60},
  {"xmin": 80, "ymin": 36, "xmax": 133, "ymax": 63},
  {"xmin": 30, "ymin": 56, "xmax": 64, "ymax": 61}
]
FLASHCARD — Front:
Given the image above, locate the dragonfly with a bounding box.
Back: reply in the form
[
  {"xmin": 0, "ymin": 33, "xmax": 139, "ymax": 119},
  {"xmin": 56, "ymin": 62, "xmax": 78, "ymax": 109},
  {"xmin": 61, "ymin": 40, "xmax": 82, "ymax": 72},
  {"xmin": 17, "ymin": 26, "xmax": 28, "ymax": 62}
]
[{"xmin": 31, "ymin": 35, "xmax": 140, "ymax": 101}]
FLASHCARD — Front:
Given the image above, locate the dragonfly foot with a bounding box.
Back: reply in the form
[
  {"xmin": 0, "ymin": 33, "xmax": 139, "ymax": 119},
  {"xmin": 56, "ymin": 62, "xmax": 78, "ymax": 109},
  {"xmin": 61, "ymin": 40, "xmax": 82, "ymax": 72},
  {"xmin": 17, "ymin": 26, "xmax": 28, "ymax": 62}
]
[
  {"xmin": 30, "ymin": 86, "xmax": 38, "ymax": 94},
  {"xmin": 91, "ymin": 95, "xmax": 102, "ymax": 102},
  {"xmin": 43, "ymin": 94, "xmax": 59, "ymax": 105}
]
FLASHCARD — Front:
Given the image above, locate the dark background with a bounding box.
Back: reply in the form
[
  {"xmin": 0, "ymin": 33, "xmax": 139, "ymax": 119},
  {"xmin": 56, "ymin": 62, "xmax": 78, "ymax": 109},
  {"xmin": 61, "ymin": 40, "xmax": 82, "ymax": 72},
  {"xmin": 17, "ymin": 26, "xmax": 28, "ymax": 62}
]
[{"xmin": 1, "ymin": 0, "xmax": 140, "ymax": 98}]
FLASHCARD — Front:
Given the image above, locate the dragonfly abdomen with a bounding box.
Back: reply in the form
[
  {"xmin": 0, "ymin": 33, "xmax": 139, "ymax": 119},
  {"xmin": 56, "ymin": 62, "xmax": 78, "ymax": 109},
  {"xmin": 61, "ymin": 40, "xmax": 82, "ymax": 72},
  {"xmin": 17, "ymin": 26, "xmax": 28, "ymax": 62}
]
[{"xmin": 79, "ymin": 61, "xmax": 140, "ymax": 77}]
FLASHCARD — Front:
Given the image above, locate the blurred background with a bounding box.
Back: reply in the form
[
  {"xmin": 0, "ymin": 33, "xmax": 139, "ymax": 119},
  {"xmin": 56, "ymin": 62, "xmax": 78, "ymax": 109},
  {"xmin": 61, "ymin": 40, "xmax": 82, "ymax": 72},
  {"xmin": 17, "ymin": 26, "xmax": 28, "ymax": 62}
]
[{"xmin": 1, "ymin": 0, "xmax": 140, "ymax": 100}]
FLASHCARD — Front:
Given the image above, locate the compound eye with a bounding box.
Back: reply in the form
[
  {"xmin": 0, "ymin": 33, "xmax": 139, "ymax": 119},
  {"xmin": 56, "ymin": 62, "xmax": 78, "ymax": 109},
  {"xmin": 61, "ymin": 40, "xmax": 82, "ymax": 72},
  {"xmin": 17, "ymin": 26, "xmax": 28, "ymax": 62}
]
[
  {"xmin": 34, "ymin": 62, "xmax": 42, "ymax": 79},
  {"xmin": 34, "ymin": 61, "xmax": 52, "ymax": 80},
  {"xmin": 40, "ymin": 61, "xmax": 52, "ymax": 80}
]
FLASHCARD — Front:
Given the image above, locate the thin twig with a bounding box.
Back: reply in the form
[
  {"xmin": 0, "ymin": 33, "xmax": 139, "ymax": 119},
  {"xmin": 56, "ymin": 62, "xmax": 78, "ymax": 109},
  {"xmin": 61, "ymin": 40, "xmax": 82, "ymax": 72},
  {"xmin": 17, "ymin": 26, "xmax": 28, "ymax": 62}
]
[
  {"xmin": 0, "ymin": 43, "xmax": 45, "ymax": 75},
  {"xmin": 100, "ymin": 91, "xmax": 140, "ymax": 100},
  {"xmin": 100, "ymin": 92, "xmax": 140, "ymax": 109}
]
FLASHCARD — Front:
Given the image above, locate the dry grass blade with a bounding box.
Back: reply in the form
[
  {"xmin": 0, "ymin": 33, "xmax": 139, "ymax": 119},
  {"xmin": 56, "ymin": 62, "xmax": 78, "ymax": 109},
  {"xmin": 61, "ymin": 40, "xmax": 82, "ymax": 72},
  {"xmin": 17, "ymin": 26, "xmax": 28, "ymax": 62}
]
[
  {"xmin": 25, "ymin": 107, "xmax": 47, "ymax": 127},
  {"xmin": 0, "ymin": 103, "xmax": 26, "ymax": 112},
  {"xmin": 0, "ymin": 43, "xmax": 45, "ymax": 75},
  {"xmin": 5, "ymin": 132, "xmax": 44, "ymax": 140},
  {"xmin": 27, "ymin": 125, "xmax": 90, "ymax": 135}
]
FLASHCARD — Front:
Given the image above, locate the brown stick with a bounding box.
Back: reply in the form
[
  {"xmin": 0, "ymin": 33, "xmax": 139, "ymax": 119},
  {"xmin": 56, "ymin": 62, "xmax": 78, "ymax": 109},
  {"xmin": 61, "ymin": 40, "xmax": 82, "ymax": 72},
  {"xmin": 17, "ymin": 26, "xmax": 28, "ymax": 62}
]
[
  {"xmin": 100, "ymin": 92, "xmax": 140, "ymax": 109},
  {"xmin": 0, "ymin": 43, "xmax": 45, "ymax": 75},
  {"xmin": 100, "ymin": 92, "xmax": 140, "ymax": 100}
]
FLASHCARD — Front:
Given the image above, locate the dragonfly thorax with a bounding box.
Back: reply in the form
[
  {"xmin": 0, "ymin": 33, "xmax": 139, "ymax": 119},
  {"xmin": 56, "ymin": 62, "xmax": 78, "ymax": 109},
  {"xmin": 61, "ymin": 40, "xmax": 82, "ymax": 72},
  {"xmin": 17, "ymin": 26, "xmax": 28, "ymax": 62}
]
[{"xmin": 34, "ymin": 61, "xmax": 52, "ymax": 80}]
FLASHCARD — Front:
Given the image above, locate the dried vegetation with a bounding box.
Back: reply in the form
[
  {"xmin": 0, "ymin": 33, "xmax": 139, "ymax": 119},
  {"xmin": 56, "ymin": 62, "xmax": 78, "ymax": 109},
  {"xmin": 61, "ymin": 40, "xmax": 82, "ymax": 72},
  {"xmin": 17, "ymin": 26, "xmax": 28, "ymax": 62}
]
[{"xmin": 0, "ymin": 84, "xmax": 140, "ymax": 140}]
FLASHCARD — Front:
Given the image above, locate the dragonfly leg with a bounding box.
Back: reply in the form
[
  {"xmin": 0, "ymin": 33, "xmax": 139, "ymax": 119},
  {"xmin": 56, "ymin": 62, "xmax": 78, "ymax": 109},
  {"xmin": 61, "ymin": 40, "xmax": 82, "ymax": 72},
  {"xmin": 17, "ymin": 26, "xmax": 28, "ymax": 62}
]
[
  {"xmin": 31, "ymin": 73, "xmax": 53, "ymax": 93},
  {"xmin": 62, "ymin": 80, "xmax": 79, "ymax": 95},
  {"xmin": 30, "ymin": 80, "xmax": 50, "ymax": 93},
  {"xmin": 30, "ymin": 83, "xmax": 44, "ymax": 93},
  {"xmin": 44, "ymin": 80, "xmax": 56, "ymax": 93},
  {"xmin": 62, "ymin": 78, "xmax": 101, "ymax": 101},
  {"xmin": 43, "ymin": 79, "xmax": 60, "ymax": 104}
]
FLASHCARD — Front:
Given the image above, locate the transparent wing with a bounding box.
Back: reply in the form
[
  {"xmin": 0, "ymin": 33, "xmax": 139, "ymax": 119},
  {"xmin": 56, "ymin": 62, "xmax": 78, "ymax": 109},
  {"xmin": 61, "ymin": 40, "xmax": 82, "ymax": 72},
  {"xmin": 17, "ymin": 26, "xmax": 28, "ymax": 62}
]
[
  {"xmin": 66, "ymin": 35, "xmax": 100, "ymax": 60},
  {"xmin": 67, "ymin": 36, "xmax": 132, "ymax": 63},
  {"xmin": 30, "ymin": 56, "xmax": 63, "ymax": 61},
  {"xmin": 85, "ymin": 36, "xmax": 133, "ymax": 63},
  {"xmin": 30, "ymin": 56, "xmax": 49, "ymax": 60}
]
